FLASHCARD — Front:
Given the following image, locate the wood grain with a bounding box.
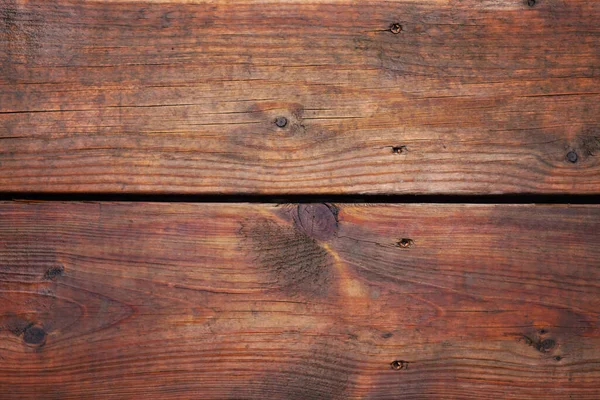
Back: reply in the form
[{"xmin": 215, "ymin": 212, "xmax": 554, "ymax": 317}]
[
  {"xmin": 1, "ymin": 0, "xmax": 599, "ymax": 194},
  {"xmin": 0, "ymin": 201, "xmax": 599, "ymax": 398}
]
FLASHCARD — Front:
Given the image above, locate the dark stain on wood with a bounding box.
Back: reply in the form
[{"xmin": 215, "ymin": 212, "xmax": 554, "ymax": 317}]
[
  {"xmin": 43, "ymin": 264, "xmax": 64, "ymax": 281},
  {"xmin": 240, "ymin": 216, "xmax": 334, "ymax": 297},
  {"xmin": 578, "ymin": 132, "xmax": 600, "ymax": 157},
  {"xmin": 1, "ymin": 312, "xmax": 33, "ymax": 336}
]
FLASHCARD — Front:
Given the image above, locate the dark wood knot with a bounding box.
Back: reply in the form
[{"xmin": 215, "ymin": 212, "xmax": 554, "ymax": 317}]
[
  {"xmin": 23, "ymin": 326, "xmax": 46, "ymax": 345},
  {"xmin": 294, "ymin": 204, "xmax": 338, "ymax": 241}
]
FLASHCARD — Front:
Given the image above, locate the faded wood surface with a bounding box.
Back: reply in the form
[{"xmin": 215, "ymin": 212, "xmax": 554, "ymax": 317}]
[
  {"xmin": 0, "ymin": 202, "xmax": 599, "ymax": 398},
  {"xmin": 1, "ymin": 0, "xmax": 600, "ymax": 194}
]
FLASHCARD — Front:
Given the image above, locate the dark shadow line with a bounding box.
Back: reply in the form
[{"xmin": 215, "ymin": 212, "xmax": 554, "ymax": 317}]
[{"xmin": 0, "ymin": 193, "xmax": 599, "ymax": 204}]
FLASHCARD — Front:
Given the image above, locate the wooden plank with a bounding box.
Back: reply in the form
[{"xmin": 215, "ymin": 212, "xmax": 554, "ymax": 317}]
[
  {"xmin": 0, "ymin": 201, "xmax": 598, "ymax": 398},
  {"xmin": 1, "ymin": 0, "xmax": 599, "ymax": 194}
]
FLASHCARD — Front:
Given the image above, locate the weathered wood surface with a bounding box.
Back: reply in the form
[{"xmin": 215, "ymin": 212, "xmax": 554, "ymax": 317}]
[
  {"xmin": 1, "ymin": 0, "xmax": 599, "ymax": 194},
  {"xmin": 0, "ymin": 201, "xmax": 599, "ymax": 398}
]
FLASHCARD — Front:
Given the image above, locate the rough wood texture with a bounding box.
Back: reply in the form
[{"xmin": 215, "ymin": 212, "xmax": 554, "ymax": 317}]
[
  {"xmin": 1, "ymin": 0, "xmax": 599, "ymax": 194},
  {"xmin": 0, "ymin": 201, "xmax": 599, "ymax": 398}
]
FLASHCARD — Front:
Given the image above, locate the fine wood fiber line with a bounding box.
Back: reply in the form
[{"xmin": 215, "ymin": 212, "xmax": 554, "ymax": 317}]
[
  {"xmin": 1, "ymin": 0, "xmax": 599, "ymax": 194},
  {"xmin": 0, "ymin": 202, "xmax": 599, "ymax": 398}
]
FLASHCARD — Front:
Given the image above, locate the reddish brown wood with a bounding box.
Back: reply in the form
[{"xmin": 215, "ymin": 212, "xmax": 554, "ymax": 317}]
[
  {"xmin": 1, "ymin": 202, "xmax": 599, "ymax": 398},
  {"xmin": 1, "ymin": 0, "xmax": 599, "ymax": 194}
]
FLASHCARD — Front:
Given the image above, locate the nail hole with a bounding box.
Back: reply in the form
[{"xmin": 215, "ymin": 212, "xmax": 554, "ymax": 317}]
[
  {"xmin": 274, "ymin": 116, "xmax": 288, "ymax": 128},
  {"xmin": 539, "ymin": 329, "xmax": 547, "ymax": 335},
  {"xmin": 554, "ymin": 356, "xmax": 562, "ymax": 361},
  {"xmin": 397, "ymin": 238, "xmax": 414, "ymax": 248},
  {"xmin": 390, "ymin": 23, "xmax": 402, "ymax": 34},
  {"xmin": 392, "ymin": 145, "xmax": 407, "ymax": 154},
  {"xmin": 566, "ymin": 151, "xmax": 578, "ymax": 163},
  {"xmin": 391, "ymin": 360, "xmax": 409, "ymax": 370},
  {"xmin": 527, "ymin": 0, "xmax": 536, "ymax": 7}
]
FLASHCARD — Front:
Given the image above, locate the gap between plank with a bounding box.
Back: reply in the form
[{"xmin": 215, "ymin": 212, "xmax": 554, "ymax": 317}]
[{"xmin": 0, "ymin": 193, "xmax": 599, "ymax": 204}]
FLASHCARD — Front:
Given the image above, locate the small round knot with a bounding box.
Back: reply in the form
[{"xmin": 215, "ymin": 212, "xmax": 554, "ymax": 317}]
[
  {"xmin": 390, "ymin": 23, "xmax": 402, "ymax": 34},
  {"xmin": 566, "ymin": 151, "xmax": 578, "ymax": 163},
  {"xmin": 23, "ymin": 326, "xmax": 46, "ymax": 345},
  {"xmin": 274, "ymin": 116, "xmax": 288, "ymax": 128},
  {"xmin": 527, "ymin": 0, "xmax": 536, "ymax": 7}
]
